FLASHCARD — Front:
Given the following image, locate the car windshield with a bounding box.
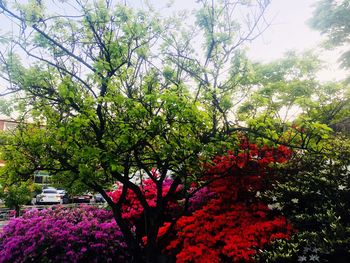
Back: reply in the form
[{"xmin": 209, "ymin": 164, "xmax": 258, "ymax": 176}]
[{"xmin": 43, "ymin": 190, "xmax": 57, "ymax": 194}]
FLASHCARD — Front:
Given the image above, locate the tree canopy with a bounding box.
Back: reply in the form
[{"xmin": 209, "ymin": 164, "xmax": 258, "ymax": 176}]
[
  {"xmin": 310, "ymin": 0, "xmax": 350, "ymax": 69},
  {"xmin": 237, "ymin": 51, "xmax": 350, "ymax": 148}
]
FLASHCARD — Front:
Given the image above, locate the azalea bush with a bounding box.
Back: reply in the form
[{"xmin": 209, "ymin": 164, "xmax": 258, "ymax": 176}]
[
  {"xmin": 160, "ymin": 143, "xmax": 295, "ymax": 262},
  {"xmin": 163, "ymin": 179, "xmax": 293, "ymax": 263},
  {"xmin": 0, "ymin": 205, "xmax": 130, "ymax": 263},
  {"xmin": 108, "ymin": 175, "xmax": 182, "ymax": 224}
]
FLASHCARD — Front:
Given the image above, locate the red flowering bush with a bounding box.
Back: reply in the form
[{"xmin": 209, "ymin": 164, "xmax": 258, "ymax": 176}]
[
  {"xmin": 206, "ymin": 143, "xmax": 293, "ymax": 175},
  {"xmin": 162, "ymin": 143, "xmax": 294, "ymax": 262},
  {"xmin": 108, "ymin": 177, "xmax": 182, "ymax": 224},
  {"xmin": 164, "ymin": 178, "xmax": 293, "ymax": 263}
]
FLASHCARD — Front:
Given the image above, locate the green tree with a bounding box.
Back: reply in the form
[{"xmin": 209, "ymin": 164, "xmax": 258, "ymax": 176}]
[
  {"xmin": 0, "ymin": 0, "xmax": 270, "ymax": 261},
  {"xmin": 0, "ymin": 127, "xmax": 41, "ymax": 217},
  {"xmin": 237, "ymin": 51, "xmax": 350, "ymax": 150},
  {"xmin": 310, "ymin": 0, "xmax": 350, "ymax": 69},
  {"xmin": 0, "ymin": 181, "xmax": 33, "ymax": 217}
]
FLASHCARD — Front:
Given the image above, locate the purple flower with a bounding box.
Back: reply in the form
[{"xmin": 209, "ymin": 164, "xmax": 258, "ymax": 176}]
[{"xmin": 0, "ymin": 205, "xmax": 131, "ymax": 262}]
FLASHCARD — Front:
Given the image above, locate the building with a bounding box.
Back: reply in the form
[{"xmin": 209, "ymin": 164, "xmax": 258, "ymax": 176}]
[{"xmin": 0, "ymin": 119, "xmax": 18, "ymax": 132}]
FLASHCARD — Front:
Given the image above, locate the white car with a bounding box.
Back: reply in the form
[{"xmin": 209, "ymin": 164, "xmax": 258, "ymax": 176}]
[
  {"xmin": 57, "ymin": 188, "xmax": 70, "ymax": 204},
  {"xmin": 36, "ymin": 188, "xmax": 62, "ymax": 205}
]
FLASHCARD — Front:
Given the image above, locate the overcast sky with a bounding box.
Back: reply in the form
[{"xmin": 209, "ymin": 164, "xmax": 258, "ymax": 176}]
[{"xmin": 247, "ymin": 0, "xmax": 321, "ymax": 60}]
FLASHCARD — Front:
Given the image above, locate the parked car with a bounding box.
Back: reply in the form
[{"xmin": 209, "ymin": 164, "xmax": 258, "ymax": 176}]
[
  {"xmin": 57, "ymin": 188, "xmax": 70, "ymax": 204},
  {"xmin": 36, "ymin": 189, "xmax": 62, "ymax": 205},
  {"xmin": 72, "ymin": 193, "xmax": 92, "ymax": 203},
  {"xmin": 93, "ymin": 193, "xmax": 106, "ymax": 203}
]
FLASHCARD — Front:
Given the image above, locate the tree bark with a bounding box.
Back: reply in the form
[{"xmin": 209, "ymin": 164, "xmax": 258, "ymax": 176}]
[{"xmin": 14, "ymin": 204, "xmax": 20, "ymax": 218}]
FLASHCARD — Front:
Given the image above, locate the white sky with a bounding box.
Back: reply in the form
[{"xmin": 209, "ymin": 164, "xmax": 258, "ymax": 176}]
[
  {"xmin": 246, "ymin": 0, "xmax": 347, "ymax": 81},
  {"xmin": 248, "ymin": 0, "xmax": 322, "ymax": 61},
  {"xmin": 247, "ymin": 0, "xmax": 345, "ymax": 81}
]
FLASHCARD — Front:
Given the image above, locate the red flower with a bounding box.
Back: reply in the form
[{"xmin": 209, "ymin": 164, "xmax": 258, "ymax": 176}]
[{"xmin": 162, "ymin": 144, "xmax": 294, "ymax": 262}]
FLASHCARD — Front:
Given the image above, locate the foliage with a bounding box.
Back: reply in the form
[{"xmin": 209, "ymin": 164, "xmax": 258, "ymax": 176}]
[
  {"xmin": 0, "ymin": 181, "xmax": 38, "ymax": 216},
  {"xmin": 0, "ymin": 132, "xmax": 42, "ymax": 215},
  {"xmin": 258, "ymin": 136, "xmax": 350, "ymax": 262},
  {"xmin": 237, "ymin": 51, "xmax": 349, "ymax": 149},
  {"xmin": 310, "ymin": 0, "xmax": 350, "ymax": 69},
  {"xmin": 238, "ymin": 51, "xmax": 319, "ymax": 122},
  {"xmin": 0, "ymin": 205, "xmax": 130, "ymax": 263},
  {"xmin": 237, "ymin": 52, "xmax": 301, "ymax": 115}
]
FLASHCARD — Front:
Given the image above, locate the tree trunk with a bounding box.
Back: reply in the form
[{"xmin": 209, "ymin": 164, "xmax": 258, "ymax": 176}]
[
  {"xmin": 110, "ymin": 206, "xmax": 145, "ymax": 262},
  {"xmin": 14, "ymin": 204, "xmax": 20, "ymax": 217},
  {"xmin": 144, "ymin": 210, "xmax": 162, "ymax": 263}
]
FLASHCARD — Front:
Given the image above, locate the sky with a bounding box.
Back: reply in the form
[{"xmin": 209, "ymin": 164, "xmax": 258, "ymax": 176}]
[
  {"xmin": 247, "ymin": 0, "xmax": 322, "ymax": 61},
  {"xmin": 247, "ymin": 0, "xmax": 346, "ymax": 81}
]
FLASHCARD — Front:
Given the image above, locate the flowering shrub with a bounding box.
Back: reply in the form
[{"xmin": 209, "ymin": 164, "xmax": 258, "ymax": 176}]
[
  {"xmin": 162, "ymin": 144, "xmax": 294, "ymax": 262},
  {"xmin": 258, "ymin": 138, "xmax": 350, "ymax": 262},
  {"xmin": 163, "ymin": 177, "xmax": 294, "ymax": 262},
  {"xmin": 206, "ymin": 143, "xmax": 293, "ymax": 175},
  {"xmin": 108, "ymin": 176, "xmax": 182, "ymax": 223},
  {"xmin": 0, "ymin": 205, "xmax": 129, "ymax": 263}
]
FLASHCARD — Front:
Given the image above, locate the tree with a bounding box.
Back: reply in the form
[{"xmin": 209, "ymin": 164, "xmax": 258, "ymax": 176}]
[
  {"xmin": 310, "ymin": 0, "xmax": 350, "ymax": 69},
  {"xmin": 0, "ymin": 0, "xmax": 270, "ymax": 261},
  {"xmin": 0, "ymin": 181, "xmax": 32, "ymax": 217},
  {"xmin": 0, "ymin": 130, "xmax": 41, "ymax": 217},
  {"xmin": 237, "ymin": 51, "xmax": 350, "ymax": 150},
  {"xmin": 238, "ymin": 51, "xmax": 320, "ymax": 120}
]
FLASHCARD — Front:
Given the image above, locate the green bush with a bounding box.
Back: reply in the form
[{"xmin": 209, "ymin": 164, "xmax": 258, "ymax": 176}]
[{"xmin": 257, "ymin": 137, "xmax": 350, "ymax": 262}]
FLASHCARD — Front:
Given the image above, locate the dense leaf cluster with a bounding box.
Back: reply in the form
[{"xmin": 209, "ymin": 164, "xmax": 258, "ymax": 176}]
[{"xmin": 258, "ymin": 138, "xmax": 350, "ymax": 262}]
